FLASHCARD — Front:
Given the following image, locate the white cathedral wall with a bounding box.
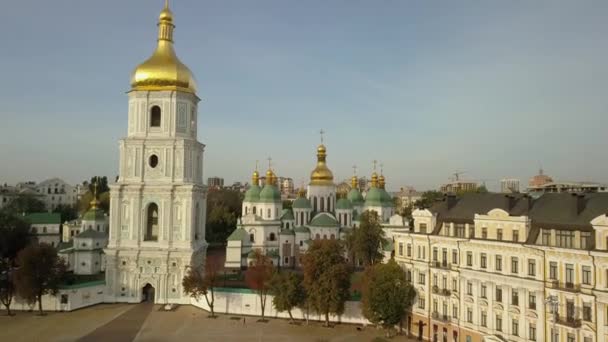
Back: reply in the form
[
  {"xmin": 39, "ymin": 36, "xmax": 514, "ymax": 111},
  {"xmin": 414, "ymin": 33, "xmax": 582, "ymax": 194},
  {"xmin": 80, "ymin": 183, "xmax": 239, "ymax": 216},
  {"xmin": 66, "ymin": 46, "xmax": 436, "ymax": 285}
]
[{"xmin": 307, "ymin": 185, "xmax": 336, "ymax": 212}]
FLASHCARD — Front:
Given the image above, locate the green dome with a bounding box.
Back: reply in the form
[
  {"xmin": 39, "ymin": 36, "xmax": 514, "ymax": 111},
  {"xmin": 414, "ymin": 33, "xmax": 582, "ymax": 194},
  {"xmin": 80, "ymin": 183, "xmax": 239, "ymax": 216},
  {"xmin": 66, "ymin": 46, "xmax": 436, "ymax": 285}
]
[
  {"xmin": 365, "ymin": 187, "xmax": 384, "ymax": 207},
  {"xmin": 309, "ymin": 213, "xmax": 339, "ymax": 227},
  {"xmin": 347, "ymin": 188, "xmax": 364, "ymax": 205},
  {"xmin": 83, "ymin": 208, "xmax": 106, "ymax": 221},
  {"xmin": 336, "ymin": 198, "xmax": 353, "ymax": 210},
  {"xmin": 380, "ymin": 189, "xmax": 393, "ymax": 207},
  {"xmin": 293, "ymin": 196, "xmax": 312, "ymax": 209},
  {"xmin": 244, "ymin": 185, "xmax": 261, "ymax": 203},
  {"xmin": 259, "ymin": 184, "xmax": 281, "ymax": 203}
]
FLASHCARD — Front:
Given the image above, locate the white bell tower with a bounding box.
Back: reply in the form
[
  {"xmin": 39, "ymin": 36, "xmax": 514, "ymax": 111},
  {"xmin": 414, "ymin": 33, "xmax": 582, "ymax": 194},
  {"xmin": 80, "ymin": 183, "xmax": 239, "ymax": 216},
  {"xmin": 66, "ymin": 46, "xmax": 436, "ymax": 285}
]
[{"xmin": 104, "ymin": 1, "xmax": 207, "ymax": 304}]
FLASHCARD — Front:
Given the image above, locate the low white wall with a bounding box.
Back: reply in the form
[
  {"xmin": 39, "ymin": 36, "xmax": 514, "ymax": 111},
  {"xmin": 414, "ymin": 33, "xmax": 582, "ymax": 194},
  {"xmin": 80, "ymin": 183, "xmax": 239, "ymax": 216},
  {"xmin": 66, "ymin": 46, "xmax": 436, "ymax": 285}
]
[
  {"xmin": 191, "ymin": 288, "xmax": 370, "ymax": 325},
  {"xmin": 8, "ymin": 282, "xmax": 105, "ymax": 312}
]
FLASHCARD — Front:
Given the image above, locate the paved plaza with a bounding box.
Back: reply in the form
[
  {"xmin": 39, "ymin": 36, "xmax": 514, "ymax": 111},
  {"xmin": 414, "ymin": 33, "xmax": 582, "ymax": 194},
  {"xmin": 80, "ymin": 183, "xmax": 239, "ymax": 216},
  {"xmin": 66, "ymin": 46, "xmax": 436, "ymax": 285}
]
[{"xmin": 0, "ymin": 304, "xmax": 417, "ymax": 342}]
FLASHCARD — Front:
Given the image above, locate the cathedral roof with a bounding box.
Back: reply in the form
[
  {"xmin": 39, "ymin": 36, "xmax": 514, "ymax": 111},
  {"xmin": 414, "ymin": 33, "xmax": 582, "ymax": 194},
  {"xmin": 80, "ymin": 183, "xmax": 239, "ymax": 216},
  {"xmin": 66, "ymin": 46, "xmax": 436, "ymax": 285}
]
[
  {"xmin": 227, "ymin": 228, "xmax": 248, "ymax": 241},
  {"xmin": 336, "ymin": 198, "xmax": 353, "ymax": 210},
  {"xmin": 280, "ymin": 209, "xmax": 295, "ymax": 220},
  {"xmin": 259, "ymin": 184, "xmax": 281, "ymax": 203},
  {"xmin": 83, "ymin": 207, "xmax": 106, "ymax": 221},
  {"xmin": 309, "ymin": 213, "xmax": 339, "ymax": 227},
  {"xmin": 293, "ymin": 196, "xmax": 312, "ymax": 209},
  {"xmin": 310, "ymin": 144, "xmax": 334, "ymax": 186},
  {"xmin": 294, "ymin": 226, "xmax": 311, "ymax": 233},
  {"xmin": 244, "ymin": 184, "xmax": 261, "ymax": 203},
  {"xmin": 130, "ymin": 1, "xmax": 197, "ymax": 94},
  {"xmin": 347, "ymin": 188, "xmax": 364, "ymax": 205},
  {"xmin": 75, "ymin": 228, "xmax": 107, "ymax": 239}
]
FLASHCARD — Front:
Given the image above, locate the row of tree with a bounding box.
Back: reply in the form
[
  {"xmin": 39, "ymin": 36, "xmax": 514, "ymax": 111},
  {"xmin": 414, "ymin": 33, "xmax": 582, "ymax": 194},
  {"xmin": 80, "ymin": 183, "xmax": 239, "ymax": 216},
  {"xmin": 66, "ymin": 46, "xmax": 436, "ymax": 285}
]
[{"xmin": 183, "ymin": 211, "xmax": 416, "ymax": 336}]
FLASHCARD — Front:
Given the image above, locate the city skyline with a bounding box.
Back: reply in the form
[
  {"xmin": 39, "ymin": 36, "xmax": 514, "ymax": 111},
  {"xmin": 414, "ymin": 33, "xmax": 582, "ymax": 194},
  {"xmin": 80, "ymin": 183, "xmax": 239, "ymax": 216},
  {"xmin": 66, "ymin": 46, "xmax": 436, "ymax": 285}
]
[{"xmin": 1, "ymin": 0, "xmax": 607, "ymax": 190}]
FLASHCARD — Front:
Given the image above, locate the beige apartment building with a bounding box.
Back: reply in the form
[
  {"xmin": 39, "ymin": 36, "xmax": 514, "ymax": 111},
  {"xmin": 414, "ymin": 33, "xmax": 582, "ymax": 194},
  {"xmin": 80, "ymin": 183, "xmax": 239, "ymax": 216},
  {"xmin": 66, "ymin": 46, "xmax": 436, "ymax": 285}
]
[{"xmin": 390, "ymin": 192, "xmax": 608, "ymax": 342}]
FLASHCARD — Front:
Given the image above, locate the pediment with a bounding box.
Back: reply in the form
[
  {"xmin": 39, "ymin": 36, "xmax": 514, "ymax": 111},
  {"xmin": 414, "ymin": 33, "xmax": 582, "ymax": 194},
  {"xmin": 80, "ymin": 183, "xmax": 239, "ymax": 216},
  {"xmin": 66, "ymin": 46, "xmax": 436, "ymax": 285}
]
[
  {"xmin": 487, "ymin": 208, "xmax": 509, "ymax": 218},
  {"xmin": 526, "ymin": 311, "xmax": 538, "ymax": 319},
  {"xmin": 464, "ymin": 296, "xmax": 475, "ymax": 304},
  {"xmin": 493, "ymin": 303, "xmax": 504, "ymax": 311},
  {"xmin": 508, "ymin": 306, "xmax": 520, "ymax": 315}
]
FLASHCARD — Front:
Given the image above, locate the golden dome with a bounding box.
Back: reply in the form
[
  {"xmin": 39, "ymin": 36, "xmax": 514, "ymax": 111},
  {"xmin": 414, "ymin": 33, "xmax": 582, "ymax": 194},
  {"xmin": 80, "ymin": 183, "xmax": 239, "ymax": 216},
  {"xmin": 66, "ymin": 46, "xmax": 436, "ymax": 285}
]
[
  {"xmin": 378, "ymin": 174, "xmax": 386, "ymax": 189},
  {"xmin": 370, "ymin": 172, "xmax": 379, "ymax": 188},
  {"xmin": 310, "ymin": 144, "xmax": 334, "ymax": 186},
  {"xmin": 351, "ymin": 175, "xmax": 358, "ymax": 189},
  {"xmin": 252, "ymin": 170, "xmax": 260, "ymax": 185},
  {"xmin": 265, "ymin": 169, "xmax": 274, "ymax": 185},
  {"xmin": 130, "ymin": 1, "xmax": 197, "ymax": 94}
]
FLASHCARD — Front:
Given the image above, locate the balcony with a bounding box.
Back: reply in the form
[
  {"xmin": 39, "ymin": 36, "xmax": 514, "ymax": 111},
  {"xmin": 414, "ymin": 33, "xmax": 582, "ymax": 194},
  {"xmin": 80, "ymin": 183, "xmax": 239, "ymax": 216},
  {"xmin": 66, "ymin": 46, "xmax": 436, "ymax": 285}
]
[
  {"xmin": 555, "ymin": 316, "xmax": 582, "ymax": 328},
  {"xmin": 551, "ymin": 281, "xmax": 581, "ymax": 293},
  {"xmin": 433, "ymin": 261, "xmax": 451, "ymax": 270},
  {"xmin": 432, "ymin": 286, "xmax": 451, "ymax": 296},
  {"xmin": 432, "ymin": 311, "xmax": 450, "ymax": 323}
]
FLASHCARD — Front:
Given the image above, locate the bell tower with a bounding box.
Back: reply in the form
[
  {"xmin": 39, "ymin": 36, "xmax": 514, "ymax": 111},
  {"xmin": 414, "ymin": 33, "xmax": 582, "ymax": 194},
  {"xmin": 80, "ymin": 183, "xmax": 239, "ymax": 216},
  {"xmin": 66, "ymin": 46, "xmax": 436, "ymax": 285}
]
[{"xmin": 105, "ymin": 0, "xmax": 207, "ymax": 305}]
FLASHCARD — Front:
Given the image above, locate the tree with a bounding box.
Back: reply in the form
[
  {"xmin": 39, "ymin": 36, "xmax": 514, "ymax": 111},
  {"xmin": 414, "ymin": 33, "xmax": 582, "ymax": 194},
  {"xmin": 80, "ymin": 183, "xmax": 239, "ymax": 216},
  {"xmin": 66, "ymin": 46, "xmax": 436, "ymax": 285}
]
[
  {"xmin": 302, "ymin": 239, "xmax": 352, "ymax": 327},
  {"xmin": 3, "ymin": 195, "xmax": 45, "ymax": 213},
  {"xmin": 269, "ymin": 271, "xmax": 306, "ymax": 323},
  {"xmin": 413, "ymin": 191, "xmax": 443, "ymax": 209},
  {"xmin": 78, "ymin": 190, "xmax": 110, "ymax": 214},
  {"xmin": 361, "ymin": 260, "xmax": 416, "ymax": 337},
  {"xmin": 245, "ymin": 250, "xmax": 274, "ymax": 321},
  {"xmin": 13, "ymin": 244, "xmax": 66, "ymax": 315},
  {"xmin": 86, "ymin": 176, "xmax": 109, "ymax": 194},
  {"xmin": 206, "ymin": 188, "xmax": 242, "ymax": 243},
  {"xmin": 53, "ymin": 204, "xmax": 78, "ymax": 223},
  {"xmin": 0, "ymin": 210, "xmax": 31, "ymax": 316},
  {"xmin": 182, "ymin": 259, "xmax": 221, "ymax": 317},
  {"xmin": 346, "ymin": 211, "xmax": 386, "ymax": 267}
]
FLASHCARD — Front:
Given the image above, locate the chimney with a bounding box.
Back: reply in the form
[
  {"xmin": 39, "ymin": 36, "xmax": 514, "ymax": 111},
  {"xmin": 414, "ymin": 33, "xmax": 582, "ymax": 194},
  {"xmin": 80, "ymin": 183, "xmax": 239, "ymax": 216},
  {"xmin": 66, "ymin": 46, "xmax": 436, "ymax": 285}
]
[
  {"xmin": 504, "ymin": 194, "xmax": 515, "ymax": 211},
  {"xmin": 572, "ymin": 193, "xmax": 586, "ymax": 215},
  {"xmin": 446, "ymin": 193, "xmax": 457, "ymax": 210}
]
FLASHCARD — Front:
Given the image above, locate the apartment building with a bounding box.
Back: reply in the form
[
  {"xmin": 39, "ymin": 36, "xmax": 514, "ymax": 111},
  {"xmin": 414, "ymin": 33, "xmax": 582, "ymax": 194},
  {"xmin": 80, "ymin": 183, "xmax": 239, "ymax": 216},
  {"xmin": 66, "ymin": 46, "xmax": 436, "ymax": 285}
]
[{"xmin": 390, "ymin": 192, "xmax": 608, "ymax": 342}]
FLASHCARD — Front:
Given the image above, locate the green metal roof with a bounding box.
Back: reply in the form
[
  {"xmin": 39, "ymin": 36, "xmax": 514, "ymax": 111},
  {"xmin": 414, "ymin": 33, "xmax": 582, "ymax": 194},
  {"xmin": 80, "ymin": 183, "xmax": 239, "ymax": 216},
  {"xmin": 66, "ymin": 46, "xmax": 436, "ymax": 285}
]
[
  {"xmin": 292, "ymin": 196, "xmax": 311, "ymax": 209},
  {"xmin": 280, "ymin": 209, "xmax": 295, "ymax": 220},
  {"xmin": 365, "ymin": 188, "xmax": 384, "ymax": 207},
  {"xmin": 259, "ymin": 184, "xmax": 281, "ymax": 203},
  {"xmin": 24, "ymin": 212, "xmax": 61, "ymax": 225},
  {"xmin": 244, "ymin": 185, "xmax": 261, "ymax": 203},
  {"xmin": 82, "ymin": 208, "xmax": 106, "ymax": 221},
  {"xmin": 75, "ymin": 228, "xmax": 107, "ymax": 239},
  {"xmin": 227, "ymin": 228, "xmax": 248, "ymax": 241},
  {"xmin": 347, "ymin": 188, "xmax": 364, "ymax": 205},
  {"xmin": 336, "ymin": 198, "xmax": 353, "ymax": 210},
  {"xmin": 309, "ymin": 213, "xmax": 339, "ymax": 227},
  {"xmin": 380, "ymin": 189, "xmax": 394, "ymax": 207},
  {"xmin": 294, "ymin": 226, "xmax": 310, "ymax": 233},
  {"xmin": 280, "ymin": 229, "xmax": 295, "ymax": 235}
]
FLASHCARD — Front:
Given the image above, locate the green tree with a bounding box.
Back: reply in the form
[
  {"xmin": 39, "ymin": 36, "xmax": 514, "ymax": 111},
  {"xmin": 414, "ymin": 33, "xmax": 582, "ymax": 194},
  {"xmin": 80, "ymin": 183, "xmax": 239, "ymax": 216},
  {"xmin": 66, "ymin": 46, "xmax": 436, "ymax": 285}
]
[
  {"xmin": 0, "ymin": 210, "xmax": 32, "ymax": 316},
  {"xmin": 13, "ymin": 244, "xmax": 66, "ymax": 315},
  {"xmin": 245, "ymin": 250, "xmax": 274, "ymax": 321},
  {"xmin": 302, "ymin": 239, "xmax": 352, "ymax": 327},
  {"xmin": 206, "ymin": 188, "xmax": 242, "ymax": 243},
  {"xmin": 413, "ymin": 191, "xmax": 443, "ymax": 209},
  {"xmin": 182, "ymin": 259, "xmax": 221, "ymax": 317},
  {"xmin": 346, "ymin": 211, "xmax": 386, "ymax": 267},
  {"xmin": 86, "ymin": 176, "xmax": 109, "ymax": 194},
  {"xmin": 361, "ymin": 260, "xmax": 416, "ymax": 337},
  {"xmin": 53, "ymin": 204, "xmax": 78, "ymax": 223},
  {"xmin": 78, "ymin": 191, "xmax": 110, "ymax": 214},
  {"xmin": 4, "ymin": 195, "xmax": 45, "ymax": 213},
  {"xmin": 269, "ymin": 271, "xmax": 306, "ymax": 323},
  {"xmin": 282, "ymin": 200, "xmax": 293, "ymax": 210}
]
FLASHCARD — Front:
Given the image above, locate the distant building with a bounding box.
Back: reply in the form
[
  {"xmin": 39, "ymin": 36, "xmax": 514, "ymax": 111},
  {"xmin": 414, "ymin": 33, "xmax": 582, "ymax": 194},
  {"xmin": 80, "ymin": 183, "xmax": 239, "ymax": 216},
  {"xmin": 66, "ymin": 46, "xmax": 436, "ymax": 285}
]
[
  {"xmin": 35, "ymin": 178, "xmax": 79, "ymax": 210},
  {"xmin": 278, "ymin": 177, "xmax": 294, "ymax": 195},
  {"xmin": 396, "ymin": 187, "xmax": 422, "ymax": 208},
  {"xmin": 0, "ymin": 183, "xmax": 42, "ymax": 209},
  {"xmin": 207, "ymin": 177, "xmax": 224, "ymax": 189},
  {"xmin": 440, "ymin": 181, "xmax": 478, "ymax": 193},
  {"xmin": 528, "ymin": 181, "xmax": 608, "ymax": 196},
  {"xmin": 528, "ymin": 168, "xmax": 553, "ymax": 188},
  {"xmin": 500, "ymin": 178, "xmax": 520, "ymax": 193},
  {"xmin": 24, "ymin": 212, "xmax": 62, "ymax": 247},
  {"xmin": 226, "ymin": 181, "xmax": 248, "ymax": 193}
]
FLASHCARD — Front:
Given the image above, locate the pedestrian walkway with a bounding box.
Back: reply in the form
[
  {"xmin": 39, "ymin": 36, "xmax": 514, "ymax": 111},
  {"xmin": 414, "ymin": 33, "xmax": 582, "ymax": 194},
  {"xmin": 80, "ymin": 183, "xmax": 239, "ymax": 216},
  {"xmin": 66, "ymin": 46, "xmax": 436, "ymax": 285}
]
[{"xmin": 78, "ymin": 303, "xmax": 154, "ymax": 342}]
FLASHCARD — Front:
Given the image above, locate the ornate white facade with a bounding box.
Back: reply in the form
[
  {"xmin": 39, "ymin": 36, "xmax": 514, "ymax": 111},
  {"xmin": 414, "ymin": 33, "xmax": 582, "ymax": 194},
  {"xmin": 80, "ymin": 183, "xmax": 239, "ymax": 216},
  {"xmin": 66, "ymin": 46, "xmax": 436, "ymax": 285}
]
[{"xmin": 104, "ymin": 2, "xmax": 207, "ymax": 304}]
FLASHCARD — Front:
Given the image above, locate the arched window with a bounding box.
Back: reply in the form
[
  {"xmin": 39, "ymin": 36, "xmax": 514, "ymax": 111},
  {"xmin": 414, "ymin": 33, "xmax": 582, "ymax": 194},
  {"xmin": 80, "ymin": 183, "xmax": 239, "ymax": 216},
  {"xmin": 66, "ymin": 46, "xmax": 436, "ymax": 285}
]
[
  {"xmin": 321, "ymin": 197, "xmax": 325, "ymax": 212},
  {"xmin": 315, "ymin": 234, "xmax": 320, "ymax": 240},
  {"xmin": 267, "ymin": 208, "xmax": 271, "ymax": 218},
  {"xmin": 150, "ymin": 106, "xmax": 161, "ymax": 127},
  {"xmin": 269, "ymin": 233, "xmax": 276, "ymax": 241},
  {"xmin": 300, "ymin": 212, "xmax": 304, "ymax": 225},
  {"xmin": 195, "ymin": 203, "xmax": 200, "ymax": 240},
  {"xmin": 253, "ymin": 206, "xmax": 257, "ymax": 215},
  {"xmin": 330, "ymin": 234, "xmax": 335, "ymax": 240},
  {"xmin": 250, "ymin": 234, "xmax": 255, "ymax": 243},
  {"xmin": 313, "ymin": 197, "xmax": 317, "ymax": 211},
  {"xmin": 323, "ymin": 234, "xmax": 327, "ymax": 240},
  {"xmin": 145, "ymin": 203, "xmax": 159, "ymax": 241},
  {"xmin": 245, "ymin": 207, "xmax": 248, "ymax": 215}
]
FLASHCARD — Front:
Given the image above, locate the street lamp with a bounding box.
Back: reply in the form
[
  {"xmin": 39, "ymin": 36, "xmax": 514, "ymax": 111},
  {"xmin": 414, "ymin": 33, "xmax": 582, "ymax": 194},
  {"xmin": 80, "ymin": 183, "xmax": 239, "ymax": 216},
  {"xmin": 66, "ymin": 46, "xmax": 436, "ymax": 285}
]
[{"xmin": 545, "ymin": 295, "xmax": 559, "ymax": 342}]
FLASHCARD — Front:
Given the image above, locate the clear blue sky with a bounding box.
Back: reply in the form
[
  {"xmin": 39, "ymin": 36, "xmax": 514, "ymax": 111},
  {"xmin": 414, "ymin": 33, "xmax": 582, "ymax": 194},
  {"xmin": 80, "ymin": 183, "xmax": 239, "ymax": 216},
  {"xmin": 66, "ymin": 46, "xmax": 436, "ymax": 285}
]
[{"xmin": 1, "ymin": 0, "xmax": 607, "ymax": 191}]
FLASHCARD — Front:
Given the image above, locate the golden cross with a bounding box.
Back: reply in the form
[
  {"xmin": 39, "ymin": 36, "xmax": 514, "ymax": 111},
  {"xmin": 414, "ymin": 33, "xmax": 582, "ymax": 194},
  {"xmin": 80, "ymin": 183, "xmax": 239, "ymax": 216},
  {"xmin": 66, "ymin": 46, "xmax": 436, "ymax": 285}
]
[
  {"xmin": 380, "ymin": 163, "xmax": 384, "ymax": 175},
  {"xmin": 352, "ymin": 165, "xmax": 357, "ymax": 176},
  {"xmin": 164, "ymin": 0, "xmax": 169, "ymax": 9},
  {"xmin": 255, "ymin": 160, "xmax": 259, "ymax": 171},
  {"xmin": 372, "ymin": 160, "xmax": 377, "ymax": 171},
  {"xmin": 319, "ymin": 129, "xmax": 325, "ymax": 144},
  {"xmin": 267, "ymin": 157, "xmax": 272, "ymax": 170}
]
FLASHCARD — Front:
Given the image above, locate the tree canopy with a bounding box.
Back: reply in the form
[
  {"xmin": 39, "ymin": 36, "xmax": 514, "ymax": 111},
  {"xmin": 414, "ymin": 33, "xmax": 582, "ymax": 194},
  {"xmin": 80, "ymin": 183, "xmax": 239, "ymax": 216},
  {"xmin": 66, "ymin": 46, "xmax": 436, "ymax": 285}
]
[
  {"xmin": 206, "ymin": 188, "xmax": 242, "ymax": 244},
  {"xmin": 346, "ymin": 211, "xmax": 386, "ymax": 267},
  {"xmin": 413, "ymin": 191, "xmax": 444, "ymax": 209},
  {"xmin": 3, "ymin": 195, "xmax": 45, "ymax": 214},
  {"xmin": 361, "ymin": 260, "xmax": 416, "ymax": 337},
  {"xmin": 302, "ymin": 239, "xmax": 352, "ymax": 326},
  {"xmin": 13, "ymin": 244, "xmax": 66, "ymax": 315},
  {"xmin": 245, "ymin": 250, "xmax": 274, "ymax": 321},
  {"xmin": 269, "ymin": 271, "xmax": 306, "ymax": 323},
  {"xmin": 0, "ymin": 210, "xmax": 32, "ymax": 316},
  {"xmin": 182, "ymin": 259, "xmax": 221, "ymax": 317}
]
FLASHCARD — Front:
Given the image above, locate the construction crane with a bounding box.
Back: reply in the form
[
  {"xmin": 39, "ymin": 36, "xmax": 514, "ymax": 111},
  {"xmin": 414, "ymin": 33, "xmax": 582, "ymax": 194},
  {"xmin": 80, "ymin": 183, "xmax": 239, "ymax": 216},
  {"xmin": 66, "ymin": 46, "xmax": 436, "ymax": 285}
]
[{"xmin": 451, "ymin": 171, "xmax": 466, "ymax": 182}]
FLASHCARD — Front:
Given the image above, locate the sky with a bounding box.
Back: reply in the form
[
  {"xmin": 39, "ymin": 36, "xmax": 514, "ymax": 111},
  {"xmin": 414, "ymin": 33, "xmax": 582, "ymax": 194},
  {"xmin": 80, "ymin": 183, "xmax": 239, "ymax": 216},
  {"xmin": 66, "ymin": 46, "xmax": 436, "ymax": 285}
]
[{"xmin": 0, "ymin": 0, "xmax": 607, "ymax": 191}]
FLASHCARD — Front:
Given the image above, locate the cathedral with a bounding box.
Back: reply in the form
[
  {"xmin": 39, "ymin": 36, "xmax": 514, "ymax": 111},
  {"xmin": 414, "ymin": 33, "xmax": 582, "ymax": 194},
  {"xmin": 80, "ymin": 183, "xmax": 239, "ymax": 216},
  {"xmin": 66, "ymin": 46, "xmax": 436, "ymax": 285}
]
[
  {"xmin": 104, "ymin": 1, "xmax": 207, "ymax": 304},
  {"xmin": 224, "ymin": 143, "xmax": 408, "ymax": 269}
]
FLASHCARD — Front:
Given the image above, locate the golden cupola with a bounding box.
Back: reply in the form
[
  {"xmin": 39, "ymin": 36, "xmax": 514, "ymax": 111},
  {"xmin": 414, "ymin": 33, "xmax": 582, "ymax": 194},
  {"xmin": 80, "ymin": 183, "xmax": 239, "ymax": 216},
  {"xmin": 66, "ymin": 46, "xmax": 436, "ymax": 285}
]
[
  {"xmin": 370, "ymin": 172, "xmax": 379, "ymax": 188},
  {"xmin": 351, "ymin": 175, "xmax": 358, "ymax": 189},
  {"xmin": 310, "ymin": 144, "xmax": 334, "ymax": 186},
  {"xmin": 130, "ymin": 0, "xmax": 197, "ymax": 94}
]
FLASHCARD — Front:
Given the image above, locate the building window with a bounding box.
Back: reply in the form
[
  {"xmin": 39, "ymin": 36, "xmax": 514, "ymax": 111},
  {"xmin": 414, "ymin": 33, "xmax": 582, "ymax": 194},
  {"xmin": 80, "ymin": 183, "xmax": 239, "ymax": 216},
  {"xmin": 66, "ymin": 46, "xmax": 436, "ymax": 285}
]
[
  {"xmin": 480, "ymin": 253, "xmax": 487, "ymax": 269},
  {"xmin": 467, "ymin": 308, "xmax": 473, "ymax": 323},
  {"xmin": 512, "ymin": 290, "xmax": 519, "ymax": 306},
  {"xmin": 529, "ymin": 324, "xmax": 536, "ymax": 341},
  {"xmin": 455, "ymin": 223, "xmax": 465, "ymax": 238},
  {"xmin": 60, "ymin": 294, "xmax": 68, "ymax": 304},
  {"xmin": 433, "ymin": 247, "xmax": 438, "ymax": 262},
  {"xmin": 481, "ymin": 284, "xmax": 486, "ymax": 298},
  {"xmin": 529, "ymin": 293, "xmax": 536, "ymax": 310},
  {"xmin": 418, "ymin": 297, "xmax": 425, "ymax": 309},
  {"xmin": 398, "ymin": 243, "xmax": 403, "ymax": 256},
  {"xmin": 511, "ymin": 257, "xmax": 518, "ymax": 274},
  {"xmin": 496, "ymin": 315, "xmax": 502, "ymax": 332},
  {"xmin": 466, "ymin": 252, "xmax": 472, "ymax": 267},
  {"xmin": 583, "ymin": 303, "xmax": 592, "ymax": 321},
  {"xmin": 581, "ymin": 232, "xmax": 591, "ymax": 249},
  {"xmin": 512, "ymin": 320, "xmax": 519, "ymax": 336},
  {"xmin": 482, "ymin": 227, "xmax": 487, "ymax": 239},
  {"xmin": 145, "ymin": 203, "xmax": 159, "ymax": 241},
  {"xmin": 567, "ymin": 334, "xmax": 575, "ymax": 342},
  {"xmin": 467, "ymin": 282, "xmax": 472, "ymax": 295},
  {"xmin": 249, "ymin": 233, "xmax": 255, "ymax": 243},
  {"xmin": 528, "ymin": 259, "xmax": 536, "ymax": 277},
  {"xmin": 407, "ymin": 244, "xmax": 411, "ymax": 257},
  {"xmin": 299, "ymin": 240, "xmax": 303, "ymax": 247},
  {"xmin": 452, "ymin": 305, "xmax": 458, "ymax": 318},
  {"xmin": 542, "ymin": 229, "xmax": 551, "ymax": 246},
  {"xmin": 469, "ymin": 226, "xmax": 475, "ymax": 238},
  {"xmin": 497, "ymin": 229, "xmax": 503, "ymax": 241},
  {"xmin": 418, "ymin": 273, "xmax": 425, "ymax": 285},
  {"xmin": 566, "ymin": 264, "xmax": 574, "ymax": 285},
  {"xmin": 149, "ymin": 154, "xmax": 159, "ymax": 168},
  {"xmin": 452, "ymin": 249, "xmax": 458, "ymax": 264},
  {"xmin": 452, "ymin": 279, "xmax": 458, "ymax": 292},
  {"xmin": 481, "ymin": 311, "xmax": 487, "ymax": 327},
  {"xmin": 496, "ymin": 255, "xmax": 502, "ymax": 271},
  {"xmin": 557, "ymin": 230, "xmax": 574, "ymax": 248},
  {"xmin": 513, "ymin": 230, "xmax": 519, "ymax": 242},
  {"xmin": 150, "ymin": 105, "xmax": 161, "ymax": 127},
  {"xmin": 582, "ymin": 266, "xmax": 591, "ymax": 285},
  {"xmin": 419, "ymin": 223, "xmax": 427, "ymax": 234},
  {"xmin": 269, "ymin": 233, "xmax": 276, "ymax": 241},
  {"xmin": 549, "ymin": 262, "xmax": 557, "ymax": 279},
  {"xmin": 496, "ymin": 287, "xmax": 502, "ymax": 303}
]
